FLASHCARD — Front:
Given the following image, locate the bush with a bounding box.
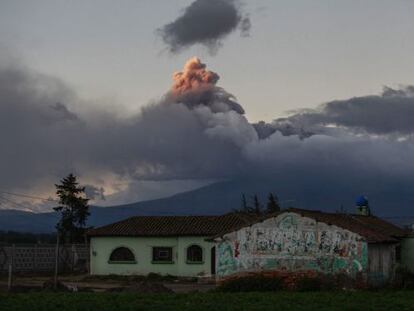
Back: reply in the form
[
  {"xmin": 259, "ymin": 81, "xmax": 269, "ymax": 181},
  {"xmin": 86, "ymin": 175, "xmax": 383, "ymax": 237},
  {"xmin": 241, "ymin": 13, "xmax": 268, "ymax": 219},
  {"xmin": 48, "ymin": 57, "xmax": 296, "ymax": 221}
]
[
  {"xmin": 146, "ymin": 272, "xmax": 163, "ymax": 280},
  {"xmin": 217, "ymin": 275, "xmax": 284, "ymax": 292},
  {"xmin": 295, "ymin": 275, "xmax": 323, "ymax": 292},
  {"xmin": 394, "ymin": 267, "xmax": 414, "ymax": 289},
  {"xmin": 331, "ymin": 272, "xmax": 359, "ymax": 290}
]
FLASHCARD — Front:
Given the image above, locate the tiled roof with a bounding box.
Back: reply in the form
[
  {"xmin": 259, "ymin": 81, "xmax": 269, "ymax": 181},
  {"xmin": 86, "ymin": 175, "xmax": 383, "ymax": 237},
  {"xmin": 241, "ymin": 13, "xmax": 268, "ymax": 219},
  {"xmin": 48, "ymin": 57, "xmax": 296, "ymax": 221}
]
[
  {"xmin": 88, "ymin": 208, "xmax": 408, "ymax": 243},
  {"xmin": 287, "ymin": 208, "xmax": 406, "ymax": 243},
  {"xmin": 213, "ymin": 208, "xmax": 408, "ymax": 243},
  {"xmin": 87, "ymin": 213, "xmax": 258, "ymax": 237}
]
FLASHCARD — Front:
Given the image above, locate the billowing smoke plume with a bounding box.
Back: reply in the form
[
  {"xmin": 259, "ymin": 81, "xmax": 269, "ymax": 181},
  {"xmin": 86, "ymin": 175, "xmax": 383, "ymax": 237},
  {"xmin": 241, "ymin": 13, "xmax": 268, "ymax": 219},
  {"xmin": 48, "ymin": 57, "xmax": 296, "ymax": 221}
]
[
  {"xmin": 0, "ymin": 56, "xmax": 254, "ymax": 201},
  {"xmin": 2, "ymin": 55, "xmax": 414, "ymax": 216},
  {"xmin": 167, "ymin": 57, "xmax": 244, "ymax": 114},
  {"xmin": 158, "ymin": 0, "xmax": 250, "ymax": 54}
]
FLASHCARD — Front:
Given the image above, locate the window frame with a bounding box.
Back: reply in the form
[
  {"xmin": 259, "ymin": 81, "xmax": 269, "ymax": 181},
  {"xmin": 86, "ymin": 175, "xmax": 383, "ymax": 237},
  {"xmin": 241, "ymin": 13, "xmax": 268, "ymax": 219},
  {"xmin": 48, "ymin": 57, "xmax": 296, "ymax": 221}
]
[
  {"xmin": 186, "ymin": 244, "xmax": 204, "ymax": 264},
  {"xmin": 108, "ymin": 246, "xmax": 137, "ymax": 264},
  {"xmin": 152, "ymin": 246, "xmax": 174, "ymax": 264}
]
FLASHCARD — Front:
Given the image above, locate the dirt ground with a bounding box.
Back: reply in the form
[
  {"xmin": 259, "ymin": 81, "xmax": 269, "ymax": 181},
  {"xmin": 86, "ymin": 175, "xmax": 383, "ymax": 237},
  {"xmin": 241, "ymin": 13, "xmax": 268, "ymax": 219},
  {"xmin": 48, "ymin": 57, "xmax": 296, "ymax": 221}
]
[{"xmin": 0, "ymin": 274, "xmax": 216, "ymax": 293}]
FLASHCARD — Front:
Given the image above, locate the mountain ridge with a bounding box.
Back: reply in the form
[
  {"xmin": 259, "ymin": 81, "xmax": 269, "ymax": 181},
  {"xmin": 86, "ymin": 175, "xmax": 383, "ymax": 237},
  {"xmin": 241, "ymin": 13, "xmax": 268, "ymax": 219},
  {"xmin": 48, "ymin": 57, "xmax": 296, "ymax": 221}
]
[{"xmin": 0, "ymin": 179, "xmax": 412, "ymax": 233}]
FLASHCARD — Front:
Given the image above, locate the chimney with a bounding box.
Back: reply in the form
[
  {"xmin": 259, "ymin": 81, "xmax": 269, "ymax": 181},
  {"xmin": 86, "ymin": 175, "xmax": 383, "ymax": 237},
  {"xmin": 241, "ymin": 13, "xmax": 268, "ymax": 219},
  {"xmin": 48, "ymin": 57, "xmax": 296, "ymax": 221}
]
[{"xmin": 355, "ymin": 195, "xmax": 371, "ymax": 216}]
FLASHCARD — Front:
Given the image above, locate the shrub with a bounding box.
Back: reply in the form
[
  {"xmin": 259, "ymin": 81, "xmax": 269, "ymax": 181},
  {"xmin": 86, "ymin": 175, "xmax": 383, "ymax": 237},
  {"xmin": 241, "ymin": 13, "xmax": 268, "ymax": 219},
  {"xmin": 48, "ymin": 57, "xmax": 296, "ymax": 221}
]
[
  {"xmin": 295, "ymin": 275, "xmax": 323, "ymax": 292},
  {"xmin": 287, "ymin": 272, "xmax": 363, "ymax": 291},
  {"xmin": 394, "ymin": 267, "xmax": 414, "ymax": 289},
  {"xmin": 218, "ymin": 275, "xmax": 284, "ymax": 292},
  {"xmin": 331, "ymin": 272, "xmax": 357, "ymax": 289}
]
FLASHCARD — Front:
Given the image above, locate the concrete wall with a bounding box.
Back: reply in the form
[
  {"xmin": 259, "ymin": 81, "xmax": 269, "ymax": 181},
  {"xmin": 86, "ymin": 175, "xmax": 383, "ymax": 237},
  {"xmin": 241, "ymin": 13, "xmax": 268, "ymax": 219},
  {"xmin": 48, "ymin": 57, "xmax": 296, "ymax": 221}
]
[
  {"xmin": 0, "ymin": 244, "xmax": 88, "ymax": 273},
  {"xmin": 216, "ymin": 212, "xmax": 368, "ymax": 278},
  {"xmin": 90, "ymin": 236, "xmax": 215, "ymax": 276},
  {"xmin": 401, "ymin": 236, "xmax": 414, "ymax": 273}
]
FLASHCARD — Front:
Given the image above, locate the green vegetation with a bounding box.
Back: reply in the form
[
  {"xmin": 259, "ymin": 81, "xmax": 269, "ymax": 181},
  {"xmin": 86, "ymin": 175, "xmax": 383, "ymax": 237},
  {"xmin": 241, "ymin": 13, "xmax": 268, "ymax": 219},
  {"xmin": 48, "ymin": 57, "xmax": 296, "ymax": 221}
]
[
  {"xmin": 54, "ymin": 173, "xmax": 90, "ymax": 243},
  {"xmin": 0, "ymin": 291, "xmax": 413, "ymax": 311}
]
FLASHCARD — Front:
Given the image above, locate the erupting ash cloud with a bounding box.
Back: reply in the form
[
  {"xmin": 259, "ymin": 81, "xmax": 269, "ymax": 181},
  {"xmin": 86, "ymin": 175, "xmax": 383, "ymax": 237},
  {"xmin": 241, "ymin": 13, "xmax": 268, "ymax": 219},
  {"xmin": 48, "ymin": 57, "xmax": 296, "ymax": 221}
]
[
  {"xmin": 0, "ymin": 55, "xmax": 255, "ymax": 201},
  {"xmin": 171, "ymin": 57, "xmax": 219, "ymax": 96},
  {"xmin": 167, "ymin": 57, "xmax": 244, "ymax": 114},
  {"xmin": 158, "ymin": 0, "xmax": 251, "ymax": 54},
  {"xmin": 2, "ymin": 54, "xmax": 414, "ymax": 214}
]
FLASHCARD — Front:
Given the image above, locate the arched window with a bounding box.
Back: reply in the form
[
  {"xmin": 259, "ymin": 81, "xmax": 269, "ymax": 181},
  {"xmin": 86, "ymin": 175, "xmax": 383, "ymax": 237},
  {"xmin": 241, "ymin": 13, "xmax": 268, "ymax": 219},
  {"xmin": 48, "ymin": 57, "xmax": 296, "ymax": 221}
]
[
  {"xmin": 186, "ymin": 245, "xmax": 203, "ymax": 263},
  {"xmin": 109, "ymin": 247, "xmax": 136, "ymax": 263}
]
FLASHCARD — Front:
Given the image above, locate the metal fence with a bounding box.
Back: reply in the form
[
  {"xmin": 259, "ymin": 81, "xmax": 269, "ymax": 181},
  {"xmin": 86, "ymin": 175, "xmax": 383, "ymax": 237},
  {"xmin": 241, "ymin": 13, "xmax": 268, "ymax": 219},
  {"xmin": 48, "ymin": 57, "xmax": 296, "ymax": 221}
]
[{"xmin": 0, "ymin": 244, "xmax": 89, "ymax": 274}]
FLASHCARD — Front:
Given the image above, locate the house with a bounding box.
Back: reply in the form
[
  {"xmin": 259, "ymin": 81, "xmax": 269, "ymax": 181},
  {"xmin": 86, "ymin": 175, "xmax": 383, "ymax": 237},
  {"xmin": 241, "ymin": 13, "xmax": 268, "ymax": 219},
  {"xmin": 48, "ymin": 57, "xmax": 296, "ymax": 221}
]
[
  {"xmin": 87, "ymin": 214, "xmax": 256, "ymax": 277},
  {"xmin": 88, "ymin": 206, "xmax": 408, "ymax": 285},
  {"xmin": 213, "ymin": 208, "xmax": 407, "ymax": 285}
]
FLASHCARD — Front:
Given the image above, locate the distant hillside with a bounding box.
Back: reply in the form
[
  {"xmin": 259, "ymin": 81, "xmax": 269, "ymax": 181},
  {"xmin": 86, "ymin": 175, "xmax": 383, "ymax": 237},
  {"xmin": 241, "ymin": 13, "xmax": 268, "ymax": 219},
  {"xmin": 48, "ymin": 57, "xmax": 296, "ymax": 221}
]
[{"xmin": 0, "ymin": 178, "xmax": 413, "ymax": 233}]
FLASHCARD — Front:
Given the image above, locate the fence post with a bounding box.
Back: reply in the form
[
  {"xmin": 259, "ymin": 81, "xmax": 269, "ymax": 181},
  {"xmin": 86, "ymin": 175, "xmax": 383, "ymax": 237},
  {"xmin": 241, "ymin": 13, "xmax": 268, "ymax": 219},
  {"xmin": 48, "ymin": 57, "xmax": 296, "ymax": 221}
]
[
  {"xmin": 34, "ymin": 244, "xmax": 38, "ymax": 273},
  {"xmin": 7, "ymin": 244, "xmax": 15, "ymax": 291},
  {"xmin": 54, "ymin": 234, "xmax": 60, "ymax": 289},
  {"xmin": 7, "ymin": 263, "xmax": 12, "ymax": 291},
  {"xmin": 71, "ymin": 244, "xmax": 76, "ymax": 273},
  {"xmin": 84, "ymin": 233, "xmax": 89, "ymax": 274}
]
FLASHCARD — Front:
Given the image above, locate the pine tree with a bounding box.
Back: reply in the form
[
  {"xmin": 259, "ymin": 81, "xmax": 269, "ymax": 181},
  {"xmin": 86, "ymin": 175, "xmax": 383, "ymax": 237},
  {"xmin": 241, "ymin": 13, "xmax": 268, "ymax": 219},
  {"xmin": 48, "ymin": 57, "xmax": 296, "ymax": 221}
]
[
  {"xmin": 236, "ymin": 193, "xmax": 252, "ymax": 214},
  {"xmin": 54, "ymin": 174, "xmax": 90, "ymax": 243},
  {"xmin": 266, "ymin": 193, "xmax": 280, "ymax": 214},
  {"xmin": 241, "ymin": 193, "xmax": 248, "ymax": 211},
  {"xmin": 253, "ymin": 194, "xmax": 262, "ymax": 215}
]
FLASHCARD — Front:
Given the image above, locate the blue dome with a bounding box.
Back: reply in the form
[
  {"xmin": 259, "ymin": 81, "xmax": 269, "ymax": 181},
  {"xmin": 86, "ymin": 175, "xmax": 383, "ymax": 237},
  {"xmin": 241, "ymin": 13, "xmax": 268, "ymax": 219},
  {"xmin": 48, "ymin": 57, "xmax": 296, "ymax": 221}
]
[{"xmin": 356, "ymin": 195, "xmax": 369, "ymax": 206}]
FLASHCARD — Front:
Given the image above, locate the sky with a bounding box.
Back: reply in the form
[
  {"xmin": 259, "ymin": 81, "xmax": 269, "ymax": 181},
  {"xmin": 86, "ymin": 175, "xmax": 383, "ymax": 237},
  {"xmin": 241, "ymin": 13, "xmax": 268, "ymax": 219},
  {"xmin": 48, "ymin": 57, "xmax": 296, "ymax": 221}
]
[
  {"xmin": 1, "ymin": 0, "xmax": 414, "ymax": 212},
  {"xmin": 2, "ymin": 0, "xmax": 414, "ymax": 121}
]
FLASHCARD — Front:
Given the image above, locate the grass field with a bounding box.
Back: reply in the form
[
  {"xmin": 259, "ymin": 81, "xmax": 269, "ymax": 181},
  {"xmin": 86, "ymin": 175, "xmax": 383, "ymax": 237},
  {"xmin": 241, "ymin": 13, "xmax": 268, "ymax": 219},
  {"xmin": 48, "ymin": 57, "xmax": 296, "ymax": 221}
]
[{"xmin": 0, "ymin": 291, "xmax": 413, "ymax": 311}]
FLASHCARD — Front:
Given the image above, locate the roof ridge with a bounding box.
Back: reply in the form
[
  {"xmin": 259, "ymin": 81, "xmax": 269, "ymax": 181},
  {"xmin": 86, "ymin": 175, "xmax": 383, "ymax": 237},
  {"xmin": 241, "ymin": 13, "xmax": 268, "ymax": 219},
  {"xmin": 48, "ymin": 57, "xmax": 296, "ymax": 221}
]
[
  {"xmin": 346, "ymin": 214, "xmax": 394, "ymax": 241},
  {"xmin": 88, "ymin": 209, "xmax": 407, "ymax": 242}
]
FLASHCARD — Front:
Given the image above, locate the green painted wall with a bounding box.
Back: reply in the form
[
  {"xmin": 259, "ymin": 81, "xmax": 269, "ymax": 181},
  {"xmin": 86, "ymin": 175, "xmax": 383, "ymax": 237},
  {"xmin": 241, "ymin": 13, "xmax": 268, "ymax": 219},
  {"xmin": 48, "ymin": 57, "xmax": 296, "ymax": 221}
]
[
  {"xmin": 401, "ymin": 237, "xmax": 414, "ymax": 273},
  {"xmin": 90, "ymin": 236, "xmax": 215, "ymax": 276}
]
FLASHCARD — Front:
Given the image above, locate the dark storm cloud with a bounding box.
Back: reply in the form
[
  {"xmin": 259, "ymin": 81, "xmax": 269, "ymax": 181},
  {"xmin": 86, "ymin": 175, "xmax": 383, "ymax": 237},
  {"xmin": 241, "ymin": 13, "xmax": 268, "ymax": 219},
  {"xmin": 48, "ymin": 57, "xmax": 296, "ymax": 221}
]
[
  {"xmin": 2, "ymin": 55, "xmax": 414, "ymax": 213},
  {"xmin": 84, "ymin": 185, "xmax": 105, "ymax": 200},
  {"xmin": 268, "ymin": 86, "xmax": 414, "ymax": 136},
  {"xmin": 0, "ymin": 58, "xmax": 251, "ymax": 193},
  {"xmin": 158, "ymin": 0, "xmax": 251, "ymax": 54}
]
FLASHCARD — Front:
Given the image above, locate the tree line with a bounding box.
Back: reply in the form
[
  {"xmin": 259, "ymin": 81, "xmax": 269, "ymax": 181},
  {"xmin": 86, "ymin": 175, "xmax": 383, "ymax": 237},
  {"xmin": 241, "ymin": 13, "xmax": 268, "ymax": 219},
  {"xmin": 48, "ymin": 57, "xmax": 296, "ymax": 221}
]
[
  {"xmin": 236, "ymin": 193, "xmax": 281, "ymax": 216},
  {"xmin": 4, "ymin": 173, "xmax": 287, "ymax": 244}
]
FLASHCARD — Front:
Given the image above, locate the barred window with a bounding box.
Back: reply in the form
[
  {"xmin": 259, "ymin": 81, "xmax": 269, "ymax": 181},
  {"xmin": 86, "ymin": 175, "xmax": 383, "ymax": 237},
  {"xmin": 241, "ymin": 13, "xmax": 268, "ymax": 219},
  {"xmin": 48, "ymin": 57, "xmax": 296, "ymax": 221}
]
[
  {"xmin": 152, "ymin": 247, "xmax": 173, "ymax": 262},
  {"xmin": 186, "ymin": 245, "xmax": 203, "ymax": 263},
  {"xmin": 109, "ymin": 247, "xmax": 135, "ymax": 263}
]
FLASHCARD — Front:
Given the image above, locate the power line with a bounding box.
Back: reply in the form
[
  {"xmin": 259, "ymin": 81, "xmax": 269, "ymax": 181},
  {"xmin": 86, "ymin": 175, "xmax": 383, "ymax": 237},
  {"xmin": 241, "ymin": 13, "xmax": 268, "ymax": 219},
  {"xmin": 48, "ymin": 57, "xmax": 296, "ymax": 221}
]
[
  {"xmin": 0, "ymin": 190, "xmax": 57, "ymax": 202},
  {"xmin": 0, "ymin": 195, "xmax": 35, "ymax": 211}
]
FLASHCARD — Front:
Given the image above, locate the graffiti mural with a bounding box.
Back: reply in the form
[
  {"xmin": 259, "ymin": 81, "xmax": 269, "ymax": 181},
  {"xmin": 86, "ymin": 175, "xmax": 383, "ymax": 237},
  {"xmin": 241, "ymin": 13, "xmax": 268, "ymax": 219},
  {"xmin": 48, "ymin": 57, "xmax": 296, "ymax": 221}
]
[
  {"xmin": 216, "ymin": 241, "xmax": 238, "ymax": 276},
  {"xmin": 216, "ymin": 213, "xmax": 368, "ymax": 277}
]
